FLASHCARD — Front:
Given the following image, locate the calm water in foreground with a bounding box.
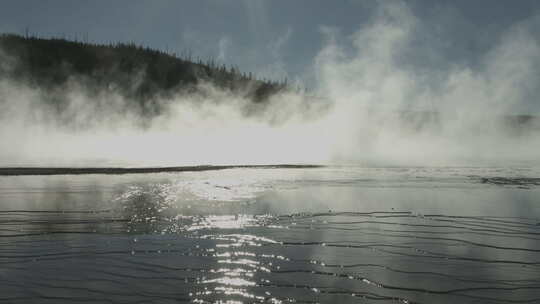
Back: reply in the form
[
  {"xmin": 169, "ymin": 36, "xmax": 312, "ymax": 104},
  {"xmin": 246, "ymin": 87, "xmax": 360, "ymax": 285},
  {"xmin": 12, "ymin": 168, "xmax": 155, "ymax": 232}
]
[{"xmin": 1, "ymin": 166, "xmax": 540, "ymax": 303}]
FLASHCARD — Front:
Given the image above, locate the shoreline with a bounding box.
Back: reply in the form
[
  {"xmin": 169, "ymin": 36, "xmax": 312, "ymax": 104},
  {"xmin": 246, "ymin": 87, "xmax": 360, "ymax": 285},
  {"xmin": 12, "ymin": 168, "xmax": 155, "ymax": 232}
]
[{"xmin": 0, "ymin": 164, "xmax": 324, "ymax": 176}]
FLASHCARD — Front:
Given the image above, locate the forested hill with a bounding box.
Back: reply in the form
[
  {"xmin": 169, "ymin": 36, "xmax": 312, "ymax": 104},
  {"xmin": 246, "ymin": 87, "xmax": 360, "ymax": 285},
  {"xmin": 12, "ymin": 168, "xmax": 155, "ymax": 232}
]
[{"xmin": 0, "ymin": 33, "xmax": 288, "ymax": 107}]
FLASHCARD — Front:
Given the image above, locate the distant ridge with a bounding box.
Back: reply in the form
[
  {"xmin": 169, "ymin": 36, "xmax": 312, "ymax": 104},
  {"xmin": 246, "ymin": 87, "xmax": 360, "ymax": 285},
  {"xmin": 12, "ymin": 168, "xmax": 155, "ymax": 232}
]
[
  {"xmin": 0, "ymin": 164, "xmax": 324, "ymax": 176},
  {"xmin": 0, "ymin": 33, "xmax": 290, "ymax": 112}
]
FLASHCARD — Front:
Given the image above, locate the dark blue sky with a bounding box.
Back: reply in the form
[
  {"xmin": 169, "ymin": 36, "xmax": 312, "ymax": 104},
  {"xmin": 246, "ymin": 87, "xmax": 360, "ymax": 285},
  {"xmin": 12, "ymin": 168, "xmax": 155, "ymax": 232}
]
[{"xmin": 1, "ymin": 0, "xmax": 540, "ymax": 88}]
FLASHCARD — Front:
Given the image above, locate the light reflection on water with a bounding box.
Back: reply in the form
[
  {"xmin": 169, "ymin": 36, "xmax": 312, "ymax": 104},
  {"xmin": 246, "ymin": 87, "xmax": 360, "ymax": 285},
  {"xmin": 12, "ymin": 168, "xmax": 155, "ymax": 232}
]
[{"xmin": 1, "ymin": 167, "xmax": 540, "ymax": 303}]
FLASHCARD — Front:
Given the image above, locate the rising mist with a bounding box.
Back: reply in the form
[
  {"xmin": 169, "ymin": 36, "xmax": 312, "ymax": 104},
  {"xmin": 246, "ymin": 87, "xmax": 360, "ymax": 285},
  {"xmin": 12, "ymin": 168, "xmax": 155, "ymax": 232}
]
[{"xmin": 0, "ymin": 1, "xmax": 539, "ymax": 167}]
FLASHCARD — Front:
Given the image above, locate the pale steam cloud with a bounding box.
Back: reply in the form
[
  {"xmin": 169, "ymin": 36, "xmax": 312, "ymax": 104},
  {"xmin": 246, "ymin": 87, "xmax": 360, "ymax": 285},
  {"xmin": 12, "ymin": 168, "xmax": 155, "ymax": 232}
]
[{"xmin": 0, "ymin": 1, "xmax": 539, "ymax": 167}]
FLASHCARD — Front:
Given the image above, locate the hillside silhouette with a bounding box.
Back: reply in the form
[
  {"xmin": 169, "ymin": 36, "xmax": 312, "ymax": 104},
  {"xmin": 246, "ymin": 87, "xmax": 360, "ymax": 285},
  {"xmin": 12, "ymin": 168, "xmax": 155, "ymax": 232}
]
[{"xmin": 0, "ymin": 33, "xmax": 288, "ymax": 117}]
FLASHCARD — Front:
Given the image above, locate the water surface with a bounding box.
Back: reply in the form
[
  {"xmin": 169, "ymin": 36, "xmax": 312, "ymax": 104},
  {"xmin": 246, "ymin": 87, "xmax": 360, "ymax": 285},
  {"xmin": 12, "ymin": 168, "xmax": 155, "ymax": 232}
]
[{"xmin": 1, "ymin": 167, "xmax": 540, "ymax": 303}]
